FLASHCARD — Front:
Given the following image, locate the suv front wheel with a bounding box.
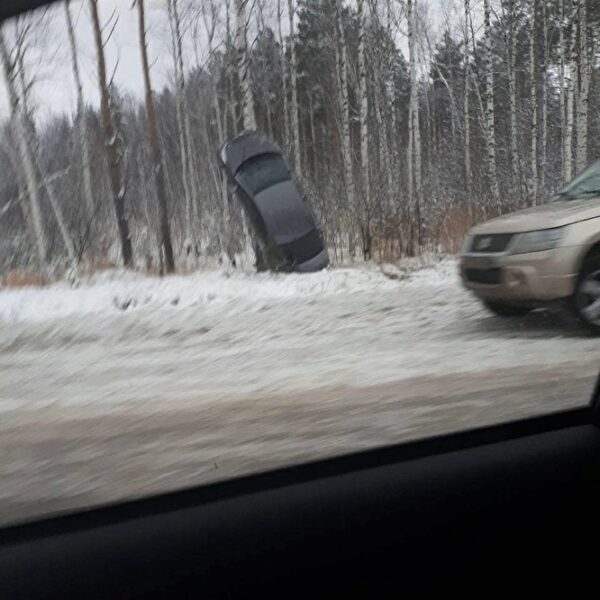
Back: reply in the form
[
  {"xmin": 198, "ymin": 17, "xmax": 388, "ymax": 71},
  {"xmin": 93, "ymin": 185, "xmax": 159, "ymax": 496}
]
[{"xmin": 571, "ymin": 253, "xmax": 600, "ymax": 335}]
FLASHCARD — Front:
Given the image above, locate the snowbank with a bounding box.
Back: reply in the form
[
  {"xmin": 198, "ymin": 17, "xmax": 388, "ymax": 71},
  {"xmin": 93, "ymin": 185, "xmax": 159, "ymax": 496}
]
[{"xmin": 0, "ymin": 260, "xmax": 430, "ymax": 323}]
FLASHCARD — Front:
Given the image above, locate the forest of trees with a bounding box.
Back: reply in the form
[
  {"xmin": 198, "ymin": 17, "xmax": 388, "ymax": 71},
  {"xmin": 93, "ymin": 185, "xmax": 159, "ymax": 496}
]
[{"xmin": 0, "ymin": 0, "xmax": 599, "ymax": 277}]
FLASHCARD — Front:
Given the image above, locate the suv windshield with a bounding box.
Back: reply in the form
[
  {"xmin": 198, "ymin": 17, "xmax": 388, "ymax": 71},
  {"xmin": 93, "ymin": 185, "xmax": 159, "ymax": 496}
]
[{"xmin": 555, "ymin": 161, "xmax": 600, "ymax": 201}]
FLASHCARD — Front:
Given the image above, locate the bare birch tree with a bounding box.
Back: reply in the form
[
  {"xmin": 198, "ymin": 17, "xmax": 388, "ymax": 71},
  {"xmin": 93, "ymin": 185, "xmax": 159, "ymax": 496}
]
[
  {"xmin": 564, "ymin": 0, "xmax": 578, "ymax": 181},
  {"xmin": 202, "ymin": 0, "xmax": 232, "ymax": 261},
  {"xmin": 0, "ymin": 28, "xmax": 47, "ymax": 267},
  {"xmin": 89, "ymin": 0, "xmax": 132, "ymax": 267},
  {"xmin": 277, "ymin": 0, "xmax": 290, "ymax": 151},
  {"xmin": 463, "ymin": 0, "xmax": 471, "ymax": 202},
  {"xmin": 136, "ymin": 0, "xmax": 175, "ymax": 273},
  {"xmin": 407, "ymin": 0, "xmax": 422, "ymax": 250},
  {"xmin": 507, "ymin": 0, "xmax": 520, "ymax": 196},
  {"xmin": 64, "ymin": 0, "xmax": 94, "ymax": 222},
  {"xmin": 235, "ymin": 0, "xmax": 257, "ymax": 263},
  {"xmin": 576, "ymin": 0, "xmax": 592, "ymax": 172},
  {"xmin": 334, "ymin": 0, "xmax": 356, "ymax": 255},
  {"xmin": 529, "ymin": 0, "xmax": 538, "ymax": 203},
  {"xmin": 167, "ymin": 0, "xmax": 195, "ymax": 254},
  {"xmin": 558, "ymin": 0, "xmax": 567, "ymax": 181},
  {"xmin": 357, "ymin": 0, "xmax": 370, "ymax": 258},
  {"xmin": 287, "ymin": 0, "xmax": 301, "ymax": 178},
  {"xmin": 235, "ymin": 0, "xmax": 257, "ymax": 131},
  {"xmin": 483, "ymin": 0, "xmax": 500, "ymax": 210},
  {"xmin": 540, "ymin": 0, "xmax": 549, "ymax": 194}
]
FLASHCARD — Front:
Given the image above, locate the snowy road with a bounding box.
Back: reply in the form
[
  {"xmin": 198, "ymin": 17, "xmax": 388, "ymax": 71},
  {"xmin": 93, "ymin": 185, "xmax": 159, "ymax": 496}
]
[{"xmin": 0, "ymin": 258, "xmax": 598, "ymax": 525}]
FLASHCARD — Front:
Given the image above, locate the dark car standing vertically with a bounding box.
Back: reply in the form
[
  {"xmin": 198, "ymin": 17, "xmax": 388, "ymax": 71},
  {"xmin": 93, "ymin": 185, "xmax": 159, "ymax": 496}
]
[{"xmin": 219, "ymin": 131, "xmax": 329, "ymax": 273}]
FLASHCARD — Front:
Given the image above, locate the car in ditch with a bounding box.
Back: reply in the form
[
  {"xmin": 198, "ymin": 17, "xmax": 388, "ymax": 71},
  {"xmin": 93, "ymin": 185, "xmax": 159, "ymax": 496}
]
[
  {"xmin": 460, "ymin": 160, "xmax": 600, "ymax": 334},
  {"xmin": 219, "ymin": 131, "xmax": 329, "ymax": 273}
]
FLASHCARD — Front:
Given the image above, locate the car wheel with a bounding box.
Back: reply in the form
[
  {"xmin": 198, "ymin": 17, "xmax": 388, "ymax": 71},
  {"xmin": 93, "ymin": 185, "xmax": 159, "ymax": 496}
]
[
  {"xmin": 483, "ymin": 300, "xmax": 532, "ymax": 317},
  {"xmin": 570, "ymin": 254, "xmax": 600, "ymax": 335}
]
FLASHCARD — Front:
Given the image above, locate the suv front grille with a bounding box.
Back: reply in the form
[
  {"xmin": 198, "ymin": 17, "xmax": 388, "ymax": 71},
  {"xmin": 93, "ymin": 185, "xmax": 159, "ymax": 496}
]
[
  {"xmin": 470, "ymin": 234, "xmax": 513, "ymax": 253},
  {"xmin": 465, "ymin": 268, "xmax": 502, "ymax": 285}
]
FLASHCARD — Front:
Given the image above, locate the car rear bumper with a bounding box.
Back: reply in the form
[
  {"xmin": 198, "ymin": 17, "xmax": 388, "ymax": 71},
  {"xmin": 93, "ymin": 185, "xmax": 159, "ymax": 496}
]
[
  {"xmin": 460, "ymin": 246, "xmax": 579, "ymax": 302},
  {"xmin": 295, "ymin": 248, "xmax": 330, "ymax": 273}
]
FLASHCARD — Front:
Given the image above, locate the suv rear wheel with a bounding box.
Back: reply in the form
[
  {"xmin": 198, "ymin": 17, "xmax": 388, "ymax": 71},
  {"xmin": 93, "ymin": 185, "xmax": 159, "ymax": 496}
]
[
  {"xmin": 483, "ymin": 300, "xmax": 532, "ymax": 317},
  {"xmin": 570, "ymin": 253, "xmax": 600, "ymax": 335}
]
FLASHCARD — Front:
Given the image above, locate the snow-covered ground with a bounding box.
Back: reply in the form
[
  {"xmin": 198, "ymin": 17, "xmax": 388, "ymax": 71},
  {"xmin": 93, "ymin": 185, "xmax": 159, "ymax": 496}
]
[
  {"xmin": 0, "ymin": 257, "xmax": 597, "ymax": 413},
  {"xmin": 0, "ymin": 257, "xmax": 598, "ymax": 525}
]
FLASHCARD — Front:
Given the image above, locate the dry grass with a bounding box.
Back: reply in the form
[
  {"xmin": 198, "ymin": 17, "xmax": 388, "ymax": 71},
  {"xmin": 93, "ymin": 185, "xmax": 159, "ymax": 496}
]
[
  {"xmin": 433, "ymin": 206, "xmax": 480, "ymax": 254},
  {"xmin": 1, "ymin": 270, "xmax": 47, "ymax": 289},
  {"xmin": 78, "ymin": 256, "xmax": 117, "ymax": 277}
]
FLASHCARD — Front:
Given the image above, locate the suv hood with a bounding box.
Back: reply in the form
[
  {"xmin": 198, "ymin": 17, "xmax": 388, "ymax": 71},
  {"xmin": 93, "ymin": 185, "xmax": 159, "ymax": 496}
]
[{"xmin": 470, "ymin": 197, "xmax": 600, "ymax": 234}]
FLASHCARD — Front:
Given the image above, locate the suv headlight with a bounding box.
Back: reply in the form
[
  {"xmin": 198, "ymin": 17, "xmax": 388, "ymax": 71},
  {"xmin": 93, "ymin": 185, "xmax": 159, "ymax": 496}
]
[{"xmin": 510, "ymin": 227, "xmax": 564, "ymax": 255}]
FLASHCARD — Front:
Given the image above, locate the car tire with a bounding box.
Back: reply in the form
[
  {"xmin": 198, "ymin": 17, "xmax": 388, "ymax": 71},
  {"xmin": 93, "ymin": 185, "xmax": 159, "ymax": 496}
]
[
  {"xmin": 570, "ymin": 253, "xmax": 600, "ymax": 335},
  {"xmin": 483, "ymin": 300, "xmax": 532, "ymax": 317}
]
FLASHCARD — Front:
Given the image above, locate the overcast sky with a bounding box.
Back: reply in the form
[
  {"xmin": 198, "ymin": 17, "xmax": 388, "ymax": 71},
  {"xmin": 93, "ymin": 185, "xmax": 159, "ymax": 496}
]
[
  {"xmin": 0, "ymin": 0, "xmax": 472, "ymax": 125},
  {"xmin": 0, "ymin": 0, "xmax": 185, "ymax": 123}
]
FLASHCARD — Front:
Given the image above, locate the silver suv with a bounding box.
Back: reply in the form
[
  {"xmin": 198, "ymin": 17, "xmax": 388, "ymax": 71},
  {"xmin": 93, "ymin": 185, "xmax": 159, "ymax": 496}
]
[{"xmin": 460, "ymin": 161, "xmax": 600, "ymax": 334}]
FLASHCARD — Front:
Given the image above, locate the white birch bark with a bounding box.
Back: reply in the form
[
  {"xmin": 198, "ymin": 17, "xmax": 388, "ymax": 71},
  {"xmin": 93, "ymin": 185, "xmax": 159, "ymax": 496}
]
[
  {"xmin": 235, "ymin": 0, "xmax": 256, "ymax": 263},
  {"xmin": 483, "ymin": 0, "xmax": 500, "ymax": 210},
  {"xmin": 202, "ymin": 1, "xmax": 231, "ymax": 259},
  {"xmin": 167, "ymin": 0, "xmax": 194, "ymax": 251},
  {"xmin": 287, "ymin": 0, "xmax": 301, "ymax": 178},
  {"xmin": 541, "ymin": 0, "xmax": 548, "ymax": 194},
  {"xmin": 13, "ymin": 24, "xmax": 76, "ymax": 265},
  {"xmin": 558, "ymin": 0, "xmax": 567, "ymax": 181},
  {"xmin": 463, "ymin": 0, "xmax": 471, "ymax": 201},
  {"xmin": 357, "ymin": 0, "xmax": 369, "ymax": 222},
  {"xmin": 529, "ymin": 0, "xmax": 538, "ymax": 204},
  {"xmin": 508, "ymin": 0, "xmax": 519, "ymax": 195},
  {"xmin": 334, "ymin": 0, "xmax": 356, "ymax": 254},
  {"xmin": 277, "ymin": 0, "xmax": 290, "ymax": 151},
  {"xmin": 43, "ymin": 172, "xmax": 77, "ymax": 264},
  {"xmin": 576, "ymin": 0, "xmax": 591, "ymax": 173},
  {"xmin": 235, "ymin": 0, "xmax": 257, "ymax": 131},
  {"xmin": 565, "ymin": 0, "xmax": 578, "ymax": 182},
  {"xmin": 407, "ymin": 0, "xmax": 422, "ymax": 248},
  {"xmin": 0, "ymin": 29, "xmax": 47, "ymax": 267},
  {"xmin": 64, "ymin": 0, "xmax": 94, "ymax": 221}
]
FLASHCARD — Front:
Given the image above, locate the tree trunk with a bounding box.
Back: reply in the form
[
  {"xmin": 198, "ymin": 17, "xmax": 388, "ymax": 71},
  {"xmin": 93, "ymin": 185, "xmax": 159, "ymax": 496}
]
[
  {"xmin": 565, "ymin": 0, "xmax": 578, "ymax": 182},
  {"xmin": 137, "ymin": 0, "xmax": 175, "ymax": 273},
  {"xmin": 559, "ymin": 0, "xmax": 567, "ymax": 182},
  {"xmin": 235, "ymin": 0, "xmax": 257, "ymax": 264},
  {"xmin": 463, "ymin": 0, "xmax": 471, "ymax": 205},
  {"xmin": 308, "ymin": 90, "xmax": 318, "ymax": 179},
  {"xmin": 529, "ymin": 0, "xmax": 538, "ymax": 204},
  {"xmin": 357, "ymin": 0, "xmax": 370, "ymax": 258},
  {"xmin": 508, "ymin": 0, "xmax": 520, "ymax": 196},
  {"xmin": 334, "ymin": 0, "xmax": 356, "ymax": 256},
  {"xmin": 65, "ymin": 0, "xmax": 94, "ymax": 222},
  {"xmin": 12, "ymin": 27, "xmax": 77, "ymax": 267},
  {"xmin": 407, "ymin": 0, "xmax": 422, "ymax": 251},
  {"xmin": 42, "ymin": 169, "xmax": 77, "ymax": 264},
  {"xmin": 576, "ymin": 0, "xmax": 590, "ymax": 173},
  {"xmin": 167, "ymin": 0, "xmax": 195, "ymax": 254},
  {"xmin": 277, "ymin": 0, "xmax": 290, "ymax": 151},
  {"xmin": 287, "ymin": 0, "xmax": 301, "ymax": 178},
  {"xmin": 541, "ymin": 0, "xmax": 548, "ymax": 195},
  {"xmin": 483, "ymin": 0, "xmax": 500, "ymax": 211},
  {"xmin": 89, "ymin": 0, "xmax": 132, "ymax": 267},
  {"xmin": 373, "ymin": 54, "xmax": 393, "ymax": 214},
  {"xmin": 203, "ymin": 0, "xmax": 232, "ymax": 261},
  {"xmin": 236, "ymin": 0, "xmax": 257, "ymax": 131},
  {"xmin": 0, "ymin": 30, "xmax": 47, "ymax": 267}
]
